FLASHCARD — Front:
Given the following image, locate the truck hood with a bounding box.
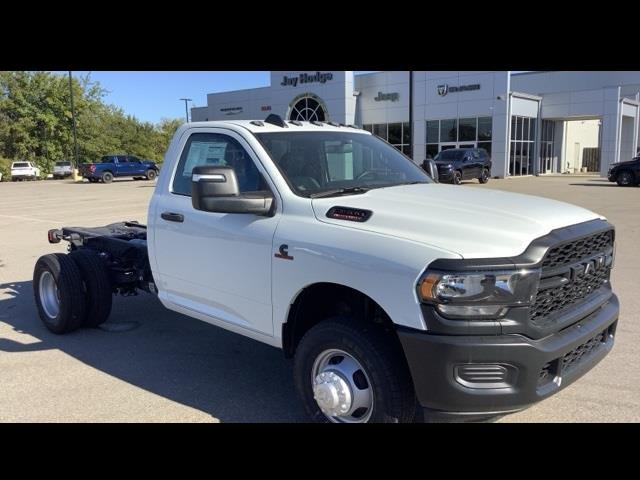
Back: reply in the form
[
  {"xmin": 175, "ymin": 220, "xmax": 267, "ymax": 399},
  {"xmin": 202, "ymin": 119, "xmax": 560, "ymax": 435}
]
[{"xmin": 311, "ymin": 184, "xmax": 602, "ymax": 259}]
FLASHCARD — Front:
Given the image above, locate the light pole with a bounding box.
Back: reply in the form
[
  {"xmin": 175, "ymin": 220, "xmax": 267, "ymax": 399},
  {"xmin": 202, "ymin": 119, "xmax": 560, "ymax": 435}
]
[
  {"xmin": 180, "ymin": 98, "xmax": 192, "ymax": 123},
  {"xmin": 68, "ymin": 71, "xmax": 79, "ymax": 173}
]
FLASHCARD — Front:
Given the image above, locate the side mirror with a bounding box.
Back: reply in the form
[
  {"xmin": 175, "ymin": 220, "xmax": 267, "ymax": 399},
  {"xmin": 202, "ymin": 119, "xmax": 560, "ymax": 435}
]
[
  {"xmin": 422, "ymin": 159, "xmax": 439, "ymax": 183},
  {"xmin": 191, "ymin": 165, "xmax": 273, "ymax": 215}
]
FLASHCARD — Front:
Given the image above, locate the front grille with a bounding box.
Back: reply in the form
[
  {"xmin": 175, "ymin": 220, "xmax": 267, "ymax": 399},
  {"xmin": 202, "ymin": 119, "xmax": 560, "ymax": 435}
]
[
  {"xmin": 530, "ymin": 229, "xmax": 614, "ymax": 330},
  {"xmin": 538, "ymin": 326, "xmax": 612, "ymax": 387},
  {"xmin": 530, "ymin": 266, "xmax": 610, "ymax": 328},
  {"xmin": 561, "ymin": 329, "xmax": 607, "ymax": 373},
  {"xmin": 542, "ymin": 230, "xmax": 613, "ymax": 269}
]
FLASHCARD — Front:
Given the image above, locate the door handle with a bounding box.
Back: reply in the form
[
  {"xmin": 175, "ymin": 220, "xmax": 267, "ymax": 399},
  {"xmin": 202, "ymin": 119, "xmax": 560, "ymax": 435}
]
[{"xmin": 161, "ymin": 212, "xmax": 184, "ymax": 223}]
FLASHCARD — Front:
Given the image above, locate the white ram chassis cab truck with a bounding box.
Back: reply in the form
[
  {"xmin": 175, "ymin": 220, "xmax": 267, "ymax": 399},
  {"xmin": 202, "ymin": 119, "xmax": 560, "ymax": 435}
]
[{"xmin": 34, "ymin": 115, "xmax": 619, "ymax": 423}]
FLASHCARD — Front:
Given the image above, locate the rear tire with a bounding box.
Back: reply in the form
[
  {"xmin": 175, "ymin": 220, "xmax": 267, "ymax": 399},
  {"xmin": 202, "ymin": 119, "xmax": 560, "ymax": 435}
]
[
  {"xmin": 33, "ymin": 253, "xmax": 87, "ymax": 334},
  {"xmin": 69, "ymin": 249, "xmax": 113, "ymax": 327},
  {"xmin": 294, "ymin": 316, "xmax": 416, "ymax": 423},
  {"xmin": 102, "ymin": 171, "xmax": 114, "ymax": 184},
  {"xmin": 452, "ymin": 171, "xmax": 462, "ymax": 185},
  {"xmin": 479, "ymin": 168, "xmax": 490, "ymax": 184},
  {"xmin": 616, "ymin": 170, "xmax": 634, "ymax": 186},
  {"xmin": 145, "ymin": 169, "xmax": 157, "ymax": 181}
]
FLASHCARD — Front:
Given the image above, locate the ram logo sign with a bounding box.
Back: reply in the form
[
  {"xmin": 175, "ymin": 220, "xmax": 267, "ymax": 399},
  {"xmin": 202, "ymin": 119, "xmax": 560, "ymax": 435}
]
[
  {"xmin": 437, "ymin": 84, "xmax": 449, "ymax": 97},
  {"xmin": 438, "ymin": 83, "xmax": 481, "ymax": 97}
]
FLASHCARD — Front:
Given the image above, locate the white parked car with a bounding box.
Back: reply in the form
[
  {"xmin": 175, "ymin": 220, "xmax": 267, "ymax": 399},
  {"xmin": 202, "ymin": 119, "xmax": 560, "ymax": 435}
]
[
  {"xmin": 33, "ymin": 115, "xmax": 619, "ymax": 423},
  {"xmin": 53, "ymin": 161, "xmax": 73, "ymax": 179},
  {"xmin": 11, "ymin": 161, "xmax": 40, "ymax": 181}
]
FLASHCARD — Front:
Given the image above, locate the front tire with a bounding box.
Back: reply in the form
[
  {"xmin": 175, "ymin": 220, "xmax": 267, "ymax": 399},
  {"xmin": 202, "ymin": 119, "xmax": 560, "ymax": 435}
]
[
  {"xmin": 452, "ymin": 171, "xmax": 462, "ymax": 185},
  {"xmin": 479, "ymin": 168, "xmax": 490, "ymax": 184},
  {"xmin": 69, "ymin": 249, "xmax": 113, "ymax": 327},
  {"xmin": 145, "ymin": 169, "xmax": 157, "ymax": 181},
  {"xmin": 294, "ymin": 317, "xmax": 416, "ymax": 423},
  {"xmin": 616, "ymin": 171, "xmax": 634, "ymax": 186},
  {"xmin": 33, "ymin": 253, "xmax": 87, "ymax": 334}
]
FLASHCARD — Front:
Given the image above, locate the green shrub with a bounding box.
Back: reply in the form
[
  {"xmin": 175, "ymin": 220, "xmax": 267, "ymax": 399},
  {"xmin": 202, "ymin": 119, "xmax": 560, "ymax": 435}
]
[{"xmin": 0, "ymin": 157, "xmax": 11, "ymax": 181}]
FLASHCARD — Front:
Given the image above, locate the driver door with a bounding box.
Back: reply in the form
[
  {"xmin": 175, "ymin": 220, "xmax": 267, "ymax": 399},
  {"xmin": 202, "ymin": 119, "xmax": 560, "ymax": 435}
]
[{"xmin": 152, "ymin": 128, "xmax": 279, "ymax": 335}]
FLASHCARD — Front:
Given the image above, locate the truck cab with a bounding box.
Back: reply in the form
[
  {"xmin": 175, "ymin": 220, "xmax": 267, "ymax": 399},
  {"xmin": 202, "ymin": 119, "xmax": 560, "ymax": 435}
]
[{"xmin": 34, "ymin": 116, "xmax": 619, "ymax": 423}]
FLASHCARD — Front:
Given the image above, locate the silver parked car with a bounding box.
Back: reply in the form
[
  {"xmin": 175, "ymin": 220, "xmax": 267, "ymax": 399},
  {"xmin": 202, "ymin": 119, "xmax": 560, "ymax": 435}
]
[{"xmin": 53, "ymin": 161, "xmax": 73, "ymax": 179}]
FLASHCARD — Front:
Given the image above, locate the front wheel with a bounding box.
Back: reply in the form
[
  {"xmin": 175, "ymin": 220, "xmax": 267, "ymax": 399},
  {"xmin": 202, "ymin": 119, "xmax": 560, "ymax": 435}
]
[
  {"xmin": 479, "ymin": 168, "xmax": 490, "ymax": 184},
  {"xmin": 616, "ymin": 171, "xmax": 634, "ymax": 186},
  {"xmin": 145, "ymin": 169, "xmax": 157, "ymax": 181},
  {"xmin": 452, "ymin": 171, "xmax": 462, "ymax": 185},
  {"xmin": 294, "ymin": 317, "xmax": 416, "ymax": 423}
]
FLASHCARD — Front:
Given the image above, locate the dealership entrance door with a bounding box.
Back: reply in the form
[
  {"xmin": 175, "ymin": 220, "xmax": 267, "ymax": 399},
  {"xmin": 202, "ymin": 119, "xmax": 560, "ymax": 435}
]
[{"xmin": 560, "ymin": 118, "xmax": 601, "ymax": 174}]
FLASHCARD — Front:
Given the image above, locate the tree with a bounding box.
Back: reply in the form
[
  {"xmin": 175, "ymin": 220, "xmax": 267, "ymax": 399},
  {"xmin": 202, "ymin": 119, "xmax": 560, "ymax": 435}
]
[{"xmin": 0, "ymin": 71, "xmax": 182, "ymax": 177}]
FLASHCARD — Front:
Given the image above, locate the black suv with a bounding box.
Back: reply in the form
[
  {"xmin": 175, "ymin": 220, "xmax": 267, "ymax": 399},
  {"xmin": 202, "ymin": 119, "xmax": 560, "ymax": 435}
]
[
  {"xmin": 434, "ymin": 148, "xmax": 492, "ymax": 185},
  {"xmin": 608, "ymin": 157, "xmax": 640, "ymax": 186}
]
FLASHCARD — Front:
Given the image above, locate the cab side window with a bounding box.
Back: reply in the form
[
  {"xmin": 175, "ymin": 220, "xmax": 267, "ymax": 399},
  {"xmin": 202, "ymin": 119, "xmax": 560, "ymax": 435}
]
[{"xmin": 172, "ymin": 132, "xmax": 264, "ymax": 196}]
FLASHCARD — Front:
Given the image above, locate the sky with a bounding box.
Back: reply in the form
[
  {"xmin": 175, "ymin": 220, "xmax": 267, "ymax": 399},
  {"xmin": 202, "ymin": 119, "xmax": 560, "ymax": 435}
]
[{"xmin": 72, "ymin": 71, "xmax": 378, "ymax": 124}]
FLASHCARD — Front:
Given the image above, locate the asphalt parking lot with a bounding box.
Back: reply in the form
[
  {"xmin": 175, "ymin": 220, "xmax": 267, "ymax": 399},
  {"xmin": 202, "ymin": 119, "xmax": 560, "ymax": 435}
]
[{"xmin": 0, "ymin": 176, "xmax": 638, "ymax": 422}]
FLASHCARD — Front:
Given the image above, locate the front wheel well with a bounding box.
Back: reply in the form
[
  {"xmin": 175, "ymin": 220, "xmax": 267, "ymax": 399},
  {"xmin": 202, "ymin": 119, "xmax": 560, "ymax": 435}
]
[{"xmin": 282, "ymin": 283, "xmax": 398, "ymax": 358}]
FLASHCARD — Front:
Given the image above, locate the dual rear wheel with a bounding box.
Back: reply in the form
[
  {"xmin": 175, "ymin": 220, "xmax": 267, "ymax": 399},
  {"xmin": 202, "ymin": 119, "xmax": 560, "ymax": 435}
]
[{"xmin": 33, "ymin": 250, "xmax": 113, "ymax": 334}]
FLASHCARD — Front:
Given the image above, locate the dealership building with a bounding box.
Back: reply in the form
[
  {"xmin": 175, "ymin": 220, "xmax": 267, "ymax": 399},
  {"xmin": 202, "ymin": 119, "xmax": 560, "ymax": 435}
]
[{"xmin": 191, "ymin": 71, "xmax": 640, "ymax": 178}]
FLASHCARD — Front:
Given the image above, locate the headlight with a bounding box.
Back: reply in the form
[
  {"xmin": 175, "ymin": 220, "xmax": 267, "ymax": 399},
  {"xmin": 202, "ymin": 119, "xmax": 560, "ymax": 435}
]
[{"xmin": 417, "ymin": 269, "xmax": 540, "ymax": 320}]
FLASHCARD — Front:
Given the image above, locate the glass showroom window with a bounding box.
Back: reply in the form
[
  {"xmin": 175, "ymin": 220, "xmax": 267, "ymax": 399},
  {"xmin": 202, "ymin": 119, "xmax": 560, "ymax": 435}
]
[
  {"xmin": 363, "ymin": 122, "xmax": 412, "ymax": 157},
  {"xmin": 440, "ymin": 119, "xmax": 458, "ymax": 142},
  {"xmin": 539, "ymin": 120, "xmax": 555, "ymax": 173},
  {"xmin": 477, "ymin": 117, "xmax": 492, "ymax": 155},
  {"xmin": 509, "ymin": 116, "xmax": 536, "ymax": 176},
  {"xmin": 458, "ymin": 118, "xmax": 476, "ymax": 142},
  {"xmin": 426, "ymin": 117, "xmax": 492, "ymax": 158},
  {"xmin": 426, "ymin": 120, "xmax": 439, "ymax": 159}
]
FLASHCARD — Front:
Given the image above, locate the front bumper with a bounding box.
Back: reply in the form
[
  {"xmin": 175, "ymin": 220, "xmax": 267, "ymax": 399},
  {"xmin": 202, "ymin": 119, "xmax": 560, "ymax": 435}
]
[
  {"xmin": 397, "ymin": 294, "xmax": 618, "ymax": 416},
  {"xmin": 437, "ymin": 169, "xmax": 454, "ymax": 182}
]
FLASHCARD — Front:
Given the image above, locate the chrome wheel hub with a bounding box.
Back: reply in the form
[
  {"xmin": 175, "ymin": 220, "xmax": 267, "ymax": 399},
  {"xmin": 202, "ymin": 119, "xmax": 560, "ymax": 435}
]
[
  {"xmin": 313, "ymin": 371, "xmax": 352, "ymax": 417},
  {"xmin": 39, "ymin": 270, "xmax": 60, "ymax": 319},
  {"xmin": 311, "ymin": 349, "xmax": 373, "ymax": 423}
]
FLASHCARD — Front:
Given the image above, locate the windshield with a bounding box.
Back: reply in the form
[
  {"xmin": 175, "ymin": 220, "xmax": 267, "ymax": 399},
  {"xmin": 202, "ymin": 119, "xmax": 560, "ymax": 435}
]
[
  {"xmin": 255, "ymin": 131, "xmax": 431, "ymax": 197},
  {"xmin": 55, "ymin": 161, "xmax": 71, "ymax": 167},
  {"xmin": 13, "ymin": 162, "xmax": 29, "ymax": 168},
  {"xmin": 435, "ymin": 150, "xmax": 466, "ymax": 161}
]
